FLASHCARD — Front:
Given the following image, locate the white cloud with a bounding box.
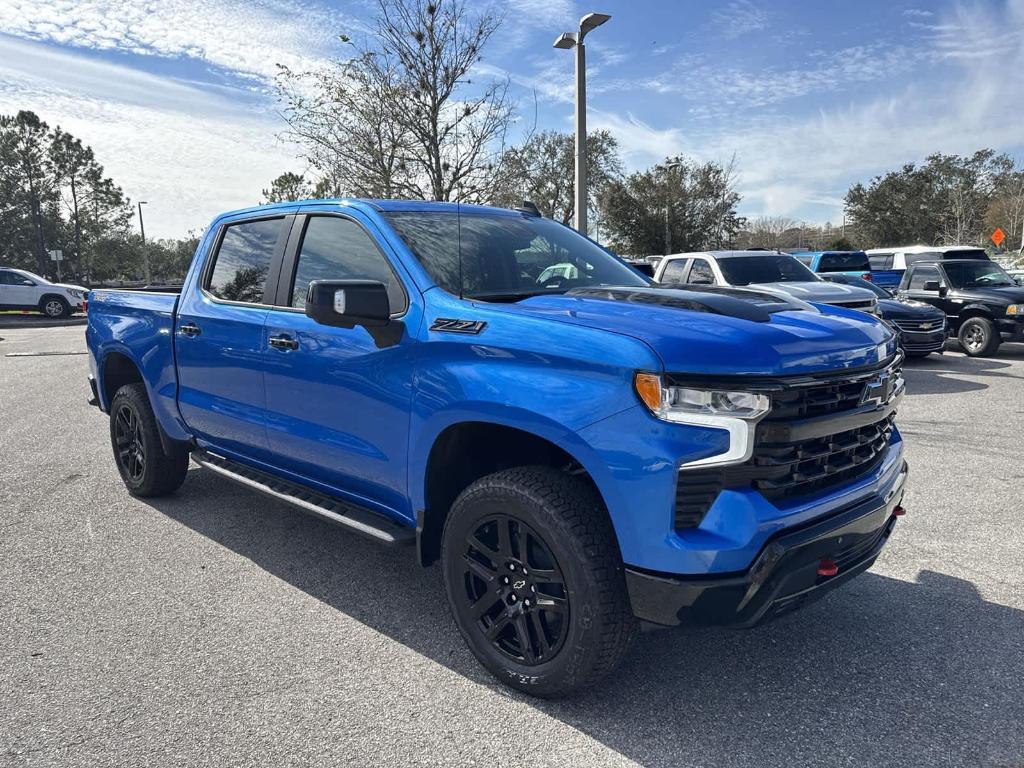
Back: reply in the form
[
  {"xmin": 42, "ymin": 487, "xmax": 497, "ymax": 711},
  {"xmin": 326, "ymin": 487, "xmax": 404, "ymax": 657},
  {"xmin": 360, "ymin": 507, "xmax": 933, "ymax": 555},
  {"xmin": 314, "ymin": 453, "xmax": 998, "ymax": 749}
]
[
  {"xmin": 710, "ymin": 0, "xmax": 770, "ymax": 40},
  {"xmin": 583, "ymin": 0, "xmax": 1024, "ymax": 223},
  {"xmin": 0, "ymin": 0, "xmax": 344, "ymax": 82},
  {"xmin": 0, "ymin": 36, "xmax": 301, "ymax": 238}
]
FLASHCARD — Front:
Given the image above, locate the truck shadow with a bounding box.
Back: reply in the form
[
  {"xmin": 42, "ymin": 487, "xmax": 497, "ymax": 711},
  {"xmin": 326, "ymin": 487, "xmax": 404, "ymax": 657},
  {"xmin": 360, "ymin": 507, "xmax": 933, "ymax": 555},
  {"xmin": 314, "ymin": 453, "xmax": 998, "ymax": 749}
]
[
  {"xmin": 902, "ymin": 349, "xmax": 1024, "ymax": 395},
  {"xmin": 145, "ymin": 472, "xmax": 1023, "ymax": 767}
]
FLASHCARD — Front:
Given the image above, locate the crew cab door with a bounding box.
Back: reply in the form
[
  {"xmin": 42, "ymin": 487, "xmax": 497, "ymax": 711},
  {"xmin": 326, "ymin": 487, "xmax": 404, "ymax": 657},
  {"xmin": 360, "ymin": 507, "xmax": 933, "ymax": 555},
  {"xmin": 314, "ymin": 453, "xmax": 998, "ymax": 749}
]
[
  {"xmin": 174, "ymin": 215, "xmax": 290, "ymax": 459},
  {"xmin": 261, "ymin": 211, "xmax": 419, "ymax": 521}
]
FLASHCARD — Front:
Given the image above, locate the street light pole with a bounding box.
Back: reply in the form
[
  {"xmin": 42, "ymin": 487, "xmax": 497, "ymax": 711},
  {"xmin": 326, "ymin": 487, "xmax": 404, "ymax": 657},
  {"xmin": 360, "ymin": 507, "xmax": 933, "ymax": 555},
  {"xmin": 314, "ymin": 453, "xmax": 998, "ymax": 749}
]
[
  {"xmin": 137, "ymin": 200, "xmax": 151, "ymax": 284},
  {"xmin": 554, "ymin": 12, "xmax": 611, "ymax": 237}
]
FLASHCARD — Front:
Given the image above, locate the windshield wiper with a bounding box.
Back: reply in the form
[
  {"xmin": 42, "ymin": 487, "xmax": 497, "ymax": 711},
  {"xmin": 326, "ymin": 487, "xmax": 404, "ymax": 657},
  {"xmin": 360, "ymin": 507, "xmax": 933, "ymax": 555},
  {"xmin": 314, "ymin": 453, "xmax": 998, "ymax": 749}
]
[{"xmin": 467, "ymin": 290, "xmax": 567, "ymax": 303}]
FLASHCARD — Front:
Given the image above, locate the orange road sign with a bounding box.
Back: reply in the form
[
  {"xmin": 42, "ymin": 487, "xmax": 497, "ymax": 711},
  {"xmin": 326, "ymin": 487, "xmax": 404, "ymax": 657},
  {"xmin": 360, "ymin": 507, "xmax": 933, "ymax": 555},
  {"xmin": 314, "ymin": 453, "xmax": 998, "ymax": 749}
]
[{"xmin": 991, "ymin": 228, "xmax": 1006, "ymax": 247}]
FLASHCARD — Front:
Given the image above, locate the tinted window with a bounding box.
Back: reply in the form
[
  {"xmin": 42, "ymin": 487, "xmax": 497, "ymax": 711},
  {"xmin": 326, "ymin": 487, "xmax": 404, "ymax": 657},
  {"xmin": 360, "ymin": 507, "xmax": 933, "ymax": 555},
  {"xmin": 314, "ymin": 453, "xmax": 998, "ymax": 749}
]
[
  {"xmin": 207, "ymin": 218, "xmax": 282, "ymax": 303},
  {"xmin": 687, "ymin": 259, "xmax": 715, "ymax": 284},
  {"xmin": 290, "ymin": 216, "xmax": 406, "ymax": 310},
  {"xmin": 908, "ymin": 266, "xmax": 941, "ymax": 290},
  {"xmin": 868, "ymin": 253, "xmax": 893, "ymax": 270},
  {"xmin": 660, "ymin": 258, "xmax": 690, "ymax": 283},
  {"xmin": 717, "ymin": 254, "xmax": 818, "ymax": 286},
  {"xmin": 0, "ymin": 271, "xmax": 14, "ymax": 285},
  {"xmin": 818, "ymin": 252, "xmax": 870, "ymax": 272},
  {"xmin": 0, "ymin": 270, "xmax": 36, "ymax": 285},
  {"xmin": 794, "ymin": 254, "xmax": 813, "ymax": 266},
  {"xmin": 385, "ymin": 212, "xmax": 648, "ymax": 300}
]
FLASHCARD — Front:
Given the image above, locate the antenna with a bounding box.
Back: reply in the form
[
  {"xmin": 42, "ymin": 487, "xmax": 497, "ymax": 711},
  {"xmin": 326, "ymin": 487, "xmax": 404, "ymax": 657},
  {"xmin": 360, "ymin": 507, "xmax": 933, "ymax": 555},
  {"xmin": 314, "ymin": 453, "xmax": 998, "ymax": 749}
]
[{"xmin": 454, "ymin": 11, "xmax": 464, "ymax": 300}]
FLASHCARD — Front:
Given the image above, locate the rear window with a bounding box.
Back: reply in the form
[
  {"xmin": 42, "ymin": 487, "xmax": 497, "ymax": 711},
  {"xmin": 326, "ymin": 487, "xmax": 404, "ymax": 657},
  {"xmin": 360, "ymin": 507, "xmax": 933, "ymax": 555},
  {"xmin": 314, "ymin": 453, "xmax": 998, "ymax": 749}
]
[
  {"xmin": 818, "ymin": 252, "xmax": 869, "ymax": 272},
  {"xmin": 206, "ymin": 218, "xmax": 283, "ymax": 303},
  {"xmin": 868, "ymin": 253, "xmax": 893, "ymax": 270}
]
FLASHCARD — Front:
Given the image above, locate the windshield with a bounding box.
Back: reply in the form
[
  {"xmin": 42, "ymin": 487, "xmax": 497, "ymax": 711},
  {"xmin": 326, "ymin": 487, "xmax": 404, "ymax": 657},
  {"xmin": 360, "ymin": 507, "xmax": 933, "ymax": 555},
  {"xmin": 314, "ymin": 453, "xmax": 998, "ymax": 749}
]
[
  {"xmin": 717, "ymin": 254, "xmax": 818, "ymax": 286},
  {"xmin": 385, "ymin": 212, "xmax": 648, "ymax": 300},
  {"xmin": 943, "ymin": 261, "xmax": 1014, "ymax": 288}
]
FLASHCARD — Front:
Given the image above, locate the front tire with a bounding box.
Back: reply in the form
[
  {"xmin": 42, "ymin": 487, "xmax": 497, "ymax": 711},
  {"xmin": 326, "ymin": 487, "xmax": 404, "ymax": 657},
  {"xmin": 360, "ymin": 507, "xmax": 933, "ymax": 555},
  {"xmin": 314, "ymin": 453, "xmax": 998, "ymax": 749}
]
[
  {"xmin": 441, "ymin": 466, "xmax": 636, "ymax": 698},
  {"xmin": 109, "ymin": 383, "xmax": 189, "ymax": 497},
  {"xmin": 40, "ymin": 296, "xmax": 70, "ymax": 318},
  {"xmin": 958, "ymin": 317, "xmax": 1000, "ymax": 357}
]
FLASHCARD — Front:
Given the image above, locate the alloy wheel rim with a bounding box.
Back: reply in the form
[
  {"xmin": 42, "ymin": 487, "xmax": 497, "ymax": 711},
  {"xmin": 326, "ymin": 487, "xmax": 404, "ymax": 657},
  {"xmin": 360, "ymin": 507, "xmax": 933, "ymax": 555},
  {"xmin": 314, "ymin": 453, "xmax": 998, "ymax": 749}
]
[
  {"xmin": 460, "ymin": 514, "xmax": 569, "ymax": 666},
  {"xmin": 45, "ymin": 300, "xmax": 63, "ymax": 316},
  {"xmin": 964, "ymin": 324, "xmax": 985, "ymax": 351},
  {"xmin": 114, "ymin": 405, "xmax": 145, "ymax": 481}
]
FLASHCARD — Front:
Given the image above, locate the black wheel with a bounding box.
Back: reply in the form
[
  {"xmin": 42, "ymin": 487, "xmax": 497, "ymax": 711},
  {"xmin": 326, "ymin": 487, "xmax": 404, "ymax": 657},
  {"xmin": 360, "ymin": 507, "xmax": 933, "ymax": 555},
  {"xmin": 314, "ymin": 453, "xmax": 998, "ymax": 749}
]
[
  {"xmin": 958, "ymin": 317, "xmax": 1000, "ymax": 357},
  {"xmin": 441, "ymin": 466, "xmax": 636, "ymax": 698},
  {"xmin": 39, "ymin": 295, "xmax": 69, "ymax": 318},
  {"xmin": 109, "ymin": 383, "xmax": 189, "ymax": 497}
]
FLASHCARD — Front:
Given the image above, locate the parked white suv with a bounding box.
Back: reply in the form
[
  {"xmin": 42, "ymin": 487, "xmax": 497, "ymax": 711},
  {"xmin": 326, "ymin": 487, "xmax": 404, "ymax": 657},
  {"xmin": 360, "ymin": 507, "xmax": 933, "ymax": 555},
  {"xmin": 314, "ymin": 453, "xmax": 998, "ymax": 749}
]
[{"xmin": 0, "ymin": 268, "xmax": 87, "ymax": 317}]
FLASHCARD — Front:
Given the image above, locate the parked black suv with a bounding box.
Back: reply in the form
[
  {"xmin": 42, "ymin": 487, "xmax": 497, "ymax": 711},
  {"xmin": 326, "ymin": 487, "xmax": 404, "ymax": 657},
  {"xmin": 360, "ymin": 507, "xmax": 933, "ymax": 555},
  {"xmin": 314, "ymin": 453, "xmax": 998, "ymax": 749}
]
[{"xmin": 898, "ymin": 260, "xmax": 1024, "ymax": 356}]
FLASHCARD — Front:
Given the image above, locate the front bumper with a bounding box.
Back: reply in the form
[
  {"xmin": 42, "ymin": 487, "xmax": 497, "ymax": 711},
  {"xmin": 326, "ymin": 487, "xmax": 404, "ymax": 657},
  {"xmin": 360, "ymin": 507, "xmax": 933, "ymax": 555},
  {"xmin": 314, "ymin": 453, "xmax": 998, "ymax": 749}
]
[
  {"xmin": 898, "ymin": 328, "xmax": 946, "ymax": 354},
  {"xmin": 626, "ymin": 461, "xmax": 908, "ymax": 627},
  {"xmin": 997, "ymin": 316, "xmax": 1024, "ymax": 342}
]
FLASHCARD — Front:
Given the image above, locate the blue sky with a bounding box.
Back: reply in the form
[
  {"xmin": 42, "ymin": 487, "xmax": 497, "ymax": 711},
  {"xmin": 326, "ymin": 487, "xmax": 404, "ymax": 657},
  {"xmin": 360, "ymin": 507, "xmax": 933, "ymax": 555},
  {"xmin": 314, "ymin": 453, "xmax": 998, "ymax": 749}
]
[{"xmin": 1, "ymin": 0, "xmax": 1022, "ymax": 238}]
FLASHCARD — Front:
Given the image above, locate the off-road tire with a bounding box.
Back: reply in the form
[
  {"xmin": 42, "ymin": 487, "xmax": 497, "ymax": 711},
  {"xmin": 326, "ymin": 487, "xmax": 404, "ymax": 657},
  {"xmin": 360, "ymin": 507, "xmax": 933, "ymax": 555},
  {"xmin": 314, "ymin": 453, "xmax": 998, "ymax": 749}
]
[
  {"xmin": 441, "ymin": 466, "xmax": 636, "ymax": 698},
  {"xmin": 109, "ymin": 383, "xmax": 189, "ymax": 497}
]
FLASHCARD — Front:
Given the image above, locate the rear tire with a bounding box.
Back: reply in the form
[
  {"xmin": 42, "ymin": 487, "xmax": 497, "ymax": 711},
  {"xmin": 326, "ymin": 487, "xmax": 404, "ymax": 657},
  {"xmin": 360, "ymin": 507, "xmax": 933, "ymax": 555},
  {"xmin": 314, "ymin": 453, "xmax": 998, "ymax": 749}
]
[
  {"xmin": 109, "ymin": 383, "xmax": 189, "ymax": 497},
  {"xmin": 40, "ymin": 296, "xmax": 69, "ymax": 318},
  {"xmin": 958, "ymin": 317, "xmax": 1000, "ymax": 357},
  {"xmin": 441, "ymin": 466, "xmax": 636, "ymax": 698}
]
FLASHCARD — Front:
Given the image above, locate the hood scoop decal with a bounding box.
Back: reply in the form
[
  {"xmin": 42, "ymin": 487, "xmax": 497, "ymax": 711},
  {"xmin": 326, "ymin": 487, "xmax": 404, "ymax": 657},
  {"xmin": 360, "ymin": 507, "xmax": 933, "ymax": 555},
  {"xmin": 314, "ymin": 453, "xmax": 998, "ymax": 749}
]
[{"xmin": 565, "ymin": 286, "xmax": 802, "ymax": 323}]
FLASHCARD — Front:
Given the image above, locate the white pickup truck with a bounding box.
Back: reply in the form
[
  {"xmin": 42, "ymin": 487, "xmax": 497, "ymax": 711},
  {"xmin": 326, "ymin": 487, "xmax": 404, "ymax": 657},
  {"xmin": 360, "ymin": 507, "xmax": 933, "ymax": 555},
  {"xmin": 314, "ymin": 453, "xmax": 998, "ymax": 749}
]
[{"xmin": 0, "ymin": 267, "xmax": 87, "ymax": 317}]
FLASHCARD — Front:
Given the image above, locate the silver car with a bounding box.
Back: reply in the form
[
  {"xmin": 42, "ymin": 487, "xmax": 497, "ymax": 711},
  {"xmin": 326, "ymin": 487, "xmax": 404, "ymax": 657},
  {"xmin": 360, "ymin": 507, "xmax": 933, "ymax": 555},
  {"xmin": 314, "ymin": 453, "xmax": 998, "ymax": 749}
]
[{"xmin": 653, "ymin": 250, "xmax": 878, "ymax": 313}]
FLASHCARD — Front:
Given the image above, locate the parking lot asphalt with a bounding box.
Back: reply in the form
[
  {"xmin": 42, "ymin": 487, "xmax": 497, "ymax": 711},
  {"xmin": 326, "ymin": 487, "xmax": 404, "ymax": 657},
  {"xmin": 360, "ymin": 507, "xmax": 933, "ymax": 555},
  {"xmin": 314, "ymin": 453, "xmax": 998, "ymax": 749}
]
[{"xmin": 1, "ymin": 326, "xmax": 1022, "ymax": 768}]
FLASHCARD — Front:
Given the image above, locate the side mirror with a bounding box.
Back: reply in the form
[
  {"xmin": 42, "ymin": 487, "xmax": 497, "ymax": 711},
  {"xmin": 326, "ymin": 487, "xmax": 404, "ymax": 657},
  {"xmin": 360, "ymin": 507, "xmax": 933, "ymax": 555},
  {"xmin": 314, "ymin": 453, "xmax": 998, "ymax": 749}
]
[
  {"xmin": 923, "ymin": 280, "xmax": 940, "ymax": 292},
  {"xmin": 305, "ymin": 279, "xmax": 390, "ymax": 328}
]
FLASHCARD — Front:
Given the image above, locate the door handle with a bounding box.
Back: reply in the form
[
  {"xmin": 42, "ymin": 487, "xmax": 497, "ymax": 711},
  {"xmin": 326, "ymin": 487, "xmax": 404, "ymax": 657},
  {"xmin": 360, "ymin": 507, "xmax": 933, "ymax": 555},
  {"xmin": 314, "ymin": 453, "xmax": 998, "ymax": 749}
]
[
  {"xmin": 268, "ymin": 334, "xmax": 299, "ymax": 351},
  {"xmin": 179, "ymin": 323, "xmax": 201, "ymax": 337}
]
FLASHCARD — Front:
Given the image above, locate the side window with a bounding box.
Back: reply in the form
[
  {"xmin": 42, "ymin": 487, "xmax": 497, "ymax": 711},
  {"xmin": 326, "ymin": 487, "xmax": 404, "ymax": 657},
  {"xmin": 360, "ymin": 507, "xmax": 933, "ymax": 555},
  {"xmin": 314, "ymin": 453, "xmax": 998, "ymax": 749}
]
[
  {"xmin": 206, "ymin": 218, "xmax": 283, "ymax": 303},
  {"xmin": 909, "ymin": 266, "xmax": 940, "ymax": 290},
  {"xmin": 0, "ymin": 271, "xmax": 13, "ymax": 285},
  {"xmin": 290, "ymin": 216, "xmax": 407, "ymax": 312},
  {"xmin": 688, "ymin": 259, "xmax": 715, "ymax": 285},
  {"xmin": 660, "ymin": 258, "xmax": 690, "ymax": 283},
  {"xmin": 869, "ymin": 253, "xmax": 893, "ymax": 270}
]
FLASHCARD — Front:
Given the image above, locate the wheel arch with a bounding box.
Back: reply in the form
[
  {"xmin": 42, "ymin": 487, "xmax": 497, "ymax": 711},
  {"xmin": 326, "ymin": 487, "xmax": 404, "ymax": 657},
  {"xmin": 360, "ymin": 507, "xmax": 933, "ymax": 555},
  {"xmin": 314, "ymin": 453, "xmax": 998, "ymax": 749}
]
[
  {"xmin": 37, "ymin": 292, "xmax": 70, "ymax": 313},
  {"xmin": 413, "ymin": 413, "xmax": 620, "ymax": 567}
]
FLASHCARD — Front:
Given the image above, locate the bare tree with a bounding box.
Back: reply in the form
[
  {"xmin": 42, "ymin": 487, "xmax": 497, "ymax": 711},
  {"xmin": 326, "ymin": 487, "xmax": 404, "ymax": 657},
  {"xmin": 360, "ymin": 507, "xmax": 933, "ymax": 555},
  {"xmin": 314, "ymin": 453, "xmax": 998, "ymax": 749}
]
[
  {"xmin": 742, "ymin": 216, "xmax": 798, "ymax": 250},
  {"xmin": 276, "ymin": 0, "xmax": 513, "ymax": 201}
]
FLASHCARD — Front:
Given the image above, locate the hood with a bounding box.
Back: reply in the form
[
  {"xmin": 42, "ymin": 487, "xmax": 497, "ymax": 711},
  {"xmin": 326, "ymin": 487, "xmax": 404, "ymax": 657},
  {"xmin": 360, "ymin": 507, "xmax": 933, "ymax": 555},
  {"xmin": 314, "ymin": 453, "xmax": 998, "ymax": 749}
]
[
  {"xmin": 877, "ymin": 298, "xmax": 945, "ymax": 320},
  {"xmin": 748, "ymin": 281, "xmax": 876, "ymax": 304},
  {"xmin": 503, "ymin": 286, "xmax": 896, "ymax": 376},
  {"xmin": 957, "ymin": 285, "xmax": 1024, "ymax": 303},
  {"xmin": 52, "ymin": 282, "xmax": 88, "ymax": 293}
]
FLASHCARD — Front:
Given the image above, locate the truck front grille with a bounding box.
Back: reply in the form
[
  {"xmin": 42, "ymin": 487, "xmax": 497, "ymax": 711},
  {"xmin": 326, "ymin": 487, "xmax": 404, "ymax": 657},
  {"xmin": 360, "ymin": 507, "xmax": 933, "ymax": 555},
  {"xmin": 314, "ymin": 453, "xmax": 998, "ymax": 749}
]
[
  {"xmin": 893, "ymin": 318, "xmax": 945, "ymax": 333},
  {"xmin": 672, "ymin": 360, "xmax": 900, "ymax": 531}
]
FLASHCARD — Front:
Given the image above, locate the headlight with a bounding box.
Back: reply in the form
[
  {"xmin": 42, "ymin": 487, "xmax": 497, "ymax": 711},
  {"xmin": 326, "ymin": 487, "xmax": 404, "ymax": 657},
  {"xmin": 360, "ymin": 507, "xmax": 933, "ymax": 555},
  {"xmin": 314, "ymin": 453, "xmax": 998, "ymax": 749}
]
[
  {"xmin": 635, "ymin": 373, "xmax": 771, "ymax": 468},
  {"xmin": 67, "ymin": 289, "xmax": 84, "ymax": 299},
  {"xmin": 1007, "ymin": 304, "xmax": 1024, "ymax": 316},
  {"xmin": 634, "ymin": 374, "xmax": 770, "ymax": 422}
]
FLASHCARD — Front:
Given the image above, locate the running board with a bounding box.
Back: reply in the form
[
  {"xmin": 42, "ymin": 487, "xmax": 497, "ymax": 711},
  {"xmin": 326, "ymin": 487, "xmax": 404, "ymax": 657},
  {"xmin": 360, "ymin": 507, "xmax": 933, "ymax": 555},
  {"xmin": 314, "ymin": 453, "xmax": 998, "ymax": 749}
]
[{"xmin": 191, "ymin": 450, "xmax": 414, "ymax": 547}]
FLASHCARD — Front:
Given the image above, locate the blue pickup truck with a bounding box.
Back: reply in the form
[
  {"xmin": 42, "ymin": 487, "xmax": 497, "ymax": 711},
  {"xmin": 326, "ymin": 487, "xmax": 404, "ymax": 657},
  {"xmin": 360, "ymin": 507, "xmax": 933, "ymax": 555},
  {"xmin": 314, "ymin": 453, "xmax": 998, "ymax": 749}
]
[{"xmin": 87, "ymin": 199, "xmax": 908, "ymax": 696}]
